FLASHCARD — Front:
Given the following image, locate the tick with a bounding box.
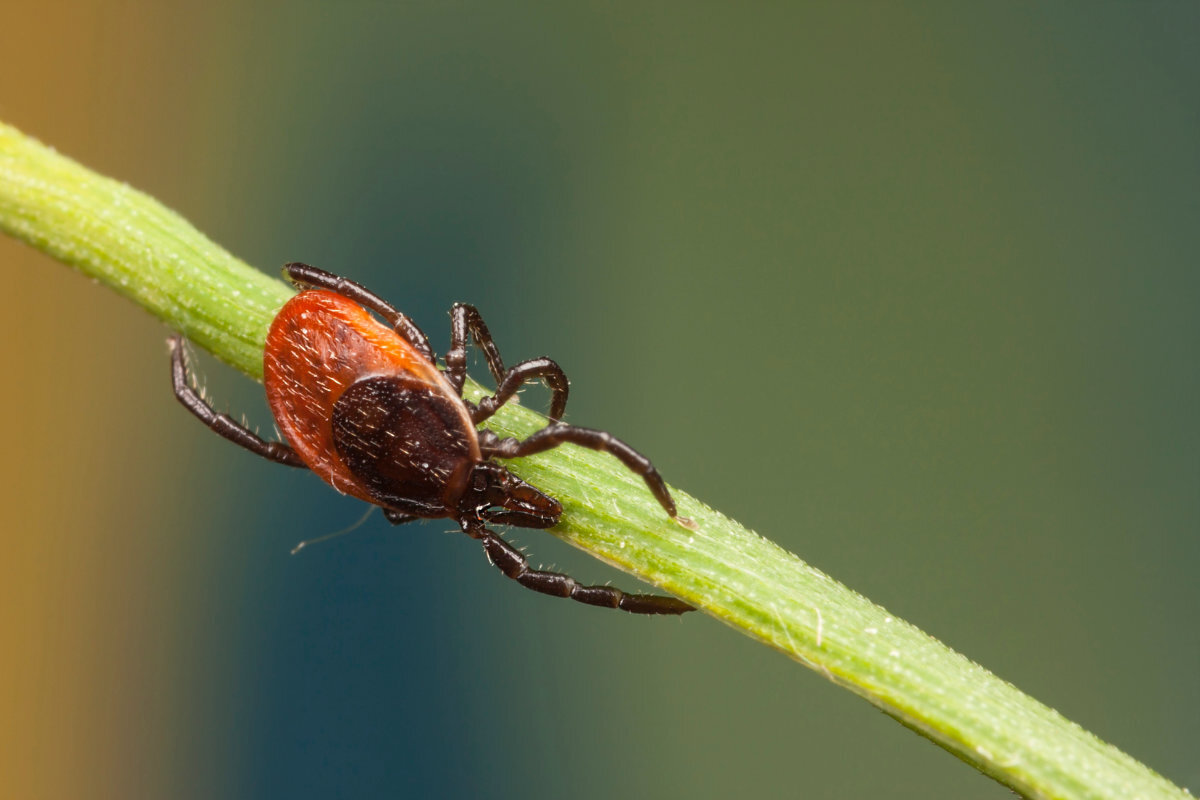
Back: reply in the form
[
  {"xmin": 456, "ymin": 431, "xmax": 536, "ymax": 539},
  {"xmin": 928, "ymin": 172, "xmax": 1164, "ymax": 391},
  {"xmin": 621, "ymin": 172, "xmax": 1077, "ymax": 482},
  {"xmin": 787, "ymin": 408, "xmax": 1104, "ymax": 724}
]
[{"xmin": 169, "ymin": 263, "xmax": 693, "ymax": 615}]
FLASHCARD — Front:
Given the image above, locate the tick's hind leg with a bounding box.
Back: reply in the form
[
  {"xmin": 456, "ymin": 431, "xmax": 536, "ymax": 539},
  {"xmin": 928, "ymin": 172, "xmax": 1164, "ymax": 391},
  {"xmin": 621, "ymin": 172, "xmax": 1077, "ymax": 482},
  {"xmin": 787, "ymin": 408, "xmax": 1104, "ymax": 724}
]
[
  {"xmin": 169, "ymin": 336, "xmax": 306, "ymax": 468},
  {"xmin": 446, "ymin": 303, "xmax": 569, "ymax": 422},
  {"xmin": 462, "ymin": 520, "xmax": 692, "ymax": 615},
  {"xmin": 283, "ymin": 263, "xmax": 434, "ymax": 363},
  {"xmin": 480, "ymin": 423, "xmax": 678, "ymax": 518}
]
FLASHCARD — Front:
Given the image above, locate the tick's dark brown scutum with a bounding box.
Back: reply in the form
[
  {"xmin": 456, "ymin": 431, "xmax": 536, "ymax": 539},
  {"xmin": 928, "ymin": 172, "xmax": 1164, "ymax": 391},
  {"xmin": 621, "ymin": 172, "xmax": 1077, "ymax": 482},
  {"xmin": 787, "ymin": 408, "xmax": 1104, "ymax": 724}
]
[
  {"xmin": 170, "ymin": 263, "xmax": 694, "ymax": 615},
  {"xmin": 332, "ymin": 377, "xmax": 476, "ymax": 516}
]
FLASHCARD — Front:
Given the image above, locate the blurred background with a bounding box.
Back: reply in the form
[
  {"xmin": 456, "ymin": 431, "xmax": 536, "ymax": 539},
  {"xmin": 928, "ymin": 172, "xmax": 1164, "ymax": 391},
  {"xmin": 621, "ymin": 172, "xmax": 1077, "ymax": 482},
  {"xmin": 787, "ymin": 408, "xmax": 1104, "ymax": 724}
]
[{"xmin": 2, "ymin": 3, "xmax": 1197, "ymax": 798}]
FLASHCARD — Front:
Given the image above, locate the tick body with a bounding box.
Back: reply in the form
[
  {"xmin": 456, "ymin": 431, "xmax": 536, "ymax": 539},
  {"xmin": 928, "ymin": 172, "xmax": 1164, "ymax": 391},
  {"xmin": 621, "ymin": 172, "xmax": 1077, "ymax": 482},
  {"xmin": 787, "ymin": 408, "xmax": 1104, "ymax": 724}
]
[
  {"xmin": 170, "ymin": 263, "xmax": 692, "ymax": 615},
  {"xmin": 264, "ymin": 289, "xmax": 478, "ymax": 513}
]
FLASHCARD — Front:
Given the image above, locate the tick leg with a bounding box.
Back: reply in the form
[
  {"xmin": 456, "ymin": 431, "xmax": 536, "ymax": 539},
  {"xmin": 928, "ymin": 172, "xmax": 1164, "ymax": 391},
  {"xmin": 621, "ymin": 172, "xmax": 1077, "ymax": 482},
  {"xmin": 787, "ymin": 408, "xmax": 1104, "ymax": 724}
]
[
  {"xmin": 481, "ymin": 423, "xmax": 677, "ymax": 518},
  {"xmin": 283, "ymin": 263, "xmax": 435, "ymax": 364},
  {"xmin": 471, "ymin": 358, "xmax": 569, "ymax": 424},
  {"xmin": 447, "ymin": 303, "xmax": 569, "ymax": 421},
  {"xmin": 169, "ymin": 335, "xmax": 307, "ymax": 468},
  {"xmin": 462, "ymin": 520, "xmax": 692, "ymax": 615},
  {"xmin": 446, "ymin": 303, "xmax": 505, "ymax": 392}
]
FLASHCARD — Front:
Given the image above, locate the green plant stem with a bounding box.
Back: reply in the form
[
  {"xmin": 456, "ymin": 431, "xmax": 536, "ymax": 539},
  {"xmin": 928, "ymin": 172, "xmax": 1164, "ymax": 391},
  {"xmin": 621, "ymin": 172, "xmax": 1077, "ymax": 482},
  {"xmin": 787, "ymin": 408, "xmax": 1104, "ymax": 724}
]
[{"xmin": 1, "ymin": 121, "xmax": 1187, "ymax": 800}]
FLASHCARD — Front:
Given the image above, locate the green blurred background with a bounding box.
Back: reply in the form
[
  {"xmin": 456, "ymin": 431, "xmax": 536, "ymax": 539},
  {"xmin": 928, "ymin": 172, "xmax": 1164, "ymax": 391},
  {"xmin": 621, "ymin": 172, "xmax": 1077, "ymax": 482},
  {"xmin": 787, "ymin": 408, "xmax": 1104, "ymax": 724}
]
[{"xmin": 2, "ymin": 3, "xmax": 1196, "ymax": 798}]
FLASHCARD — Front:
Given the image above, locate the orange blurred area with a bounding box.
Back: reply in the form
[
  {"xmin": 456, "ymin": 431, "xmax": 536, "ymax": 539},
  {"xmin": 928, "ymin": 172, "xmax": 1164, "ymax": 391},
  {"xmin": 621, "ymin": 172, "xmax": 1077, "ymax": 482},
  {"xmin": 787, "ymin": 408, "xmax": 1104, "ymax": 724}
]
[{"xmin": 1, "ymin": 2, "xmax": 235, "ymax": 798}]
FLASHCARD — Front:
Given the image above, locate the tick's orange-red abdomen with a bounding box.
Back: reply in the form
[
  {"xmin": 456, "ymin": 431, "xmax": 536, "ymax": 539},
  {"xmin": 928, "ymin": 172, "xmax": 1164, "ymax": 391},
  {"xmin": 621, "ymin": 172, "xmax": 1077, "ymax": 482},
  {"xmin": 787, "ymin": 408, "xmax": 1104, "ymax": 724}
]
[{"xmin": 263, "ymin": 290, "xmax": 477, "ymax": 503}]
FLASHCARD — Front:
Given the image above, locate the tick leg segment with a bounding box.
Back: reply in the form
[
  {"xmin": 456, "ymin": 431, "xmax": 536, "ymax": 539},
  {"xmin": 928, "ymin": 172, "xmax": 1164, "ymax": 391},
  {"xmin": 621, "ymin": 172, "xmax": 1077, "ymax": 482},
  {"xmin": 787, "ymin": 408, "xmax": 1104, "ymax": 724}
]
[
  {"xmin": 481, "ymin": 423, "xmax": 677, "ymax": 517},
  {"xmin": 168, "ymin": 336, "xmax": 306, "ymax": 468},
  {"xmin": 446, "ymin": 303, "xmax": 505, "ymax": 391},
  {"xmin": 283, "ymin": 262, "xmax": 435, "ymax": 364},
  {"xmin": 462, "ymin": 520, "xmax": 692, "ymax": 615},
  {"xmin": 447, "ymin": 303, "xmax": 569, "ymax": 421},
  {"xmin": 472, "ymin": 358, "xmax": 569, "ymax": 424}
]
